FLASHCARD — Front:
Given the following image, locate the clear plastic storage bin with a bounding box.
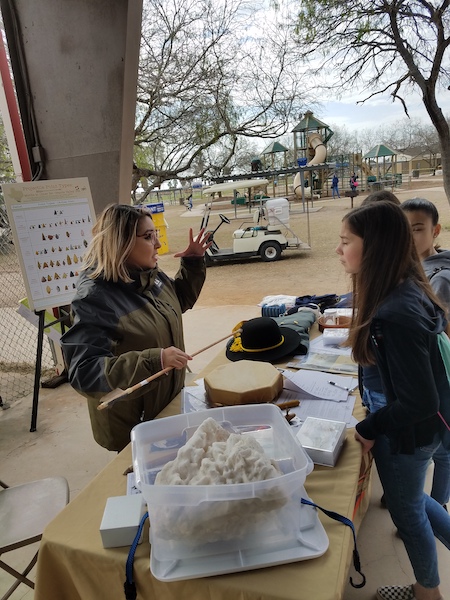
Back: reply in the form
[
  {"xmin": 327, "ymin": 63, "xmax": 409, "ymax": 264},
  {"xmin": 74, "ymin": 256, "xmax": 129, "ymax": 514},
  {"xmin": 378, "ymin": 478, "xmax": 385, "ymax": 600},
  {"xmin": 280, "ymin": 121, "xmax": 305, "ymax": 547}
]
[{"xmin": 131, "ymin": 404, "xmax": 316, "ymax": 568}]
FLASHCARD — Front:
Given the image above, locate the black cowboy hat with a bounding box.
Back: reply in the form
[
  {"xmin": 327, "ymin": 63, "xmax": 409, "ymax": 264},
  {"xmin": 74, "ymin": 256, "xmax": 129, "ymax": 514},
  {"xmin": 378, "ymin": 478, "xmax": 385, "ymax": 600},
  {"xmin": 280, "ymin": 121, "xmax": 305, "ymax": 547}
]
[{"xmin": 226, "ymin": 317, "xmax": 301, "ymax": 363}]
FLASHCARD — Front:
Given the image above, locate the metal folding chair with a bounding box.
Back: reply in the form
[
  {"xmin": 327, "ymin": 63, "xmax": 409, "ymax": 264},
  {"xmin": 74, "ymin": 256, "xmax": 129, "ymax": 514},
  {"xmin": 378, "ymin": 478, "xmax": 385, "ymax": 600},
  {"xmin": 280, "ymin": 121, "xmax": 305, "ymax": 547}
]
[{"xmin": 0, "ymin": 477, "xmax": 69, "ymax": 600}]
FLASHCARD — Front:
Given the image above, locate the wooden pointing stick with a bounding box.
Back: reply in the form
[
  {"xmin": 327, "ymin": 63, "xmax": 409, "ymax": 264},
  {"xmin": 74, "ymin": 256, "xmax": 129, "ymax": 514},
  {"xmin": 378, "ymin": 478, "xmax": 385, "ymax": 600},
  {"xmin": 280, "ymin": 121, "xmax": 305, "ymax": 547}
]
[{"xmin": 97, "ymin": 331, "xmax": 240, "ymax": 411}]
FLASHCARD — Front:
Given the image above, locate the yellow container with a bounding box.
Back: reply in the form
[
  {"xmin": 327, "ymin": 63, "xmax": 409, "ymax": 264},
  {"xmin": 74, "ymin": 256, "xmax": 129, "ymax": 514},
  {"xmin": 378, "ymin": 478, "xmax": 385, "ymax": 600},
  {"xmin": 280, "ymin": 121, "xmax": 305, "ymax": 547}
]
[
  {"xmin": 146, "ymin": 202, "xmax": 169, "ymax": 254},
  {"xmin": 147, "ymin": 207, "xmax": 169, "ymax": 255}
]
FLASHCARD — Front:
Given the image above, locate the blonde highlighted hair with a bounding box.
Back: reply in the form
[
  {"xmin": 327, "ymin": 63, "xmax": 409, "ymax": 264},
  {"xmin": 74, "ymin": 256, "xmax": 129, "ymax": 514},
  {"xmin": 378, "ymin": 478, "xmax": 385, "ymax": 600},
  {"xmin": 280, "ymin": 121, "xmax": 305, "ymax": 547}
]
[{"xmin": 82, "ymin": 204, "xmax": 153, "ymax": 282}]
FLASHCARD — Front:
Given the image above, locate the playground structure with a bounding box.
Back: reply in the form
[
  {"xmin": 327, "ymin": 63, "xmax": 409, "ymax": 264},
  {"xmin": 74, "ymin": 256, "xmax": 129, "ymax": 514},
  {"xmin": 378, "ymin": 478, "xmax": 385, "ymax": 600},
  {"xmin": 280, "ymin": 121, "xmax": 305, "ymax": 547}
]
[
  {"xmin": 322, "ymin": 146, "xmax": 401, "ymax": 196},
  {"xmin": 204, "ymin": 111, "xmax": 334, "ymax": 205},
  {"xmin": 144, "ymin": 112, "xmax": 405, "ymax": 209},
  {"xmin": 292, "ymin": 132, "xmax": 328, "ymax": 201},
  {"xmin": 261, "ymin": 141, "xmax": 290, "ymax": 196},
  {"xmin": 360, "ymin": 144, "xmax": 401, "ymax": 189},
  {"xmin": 142, "ymin": 111, "xmax": 403, "ymax": 207}
]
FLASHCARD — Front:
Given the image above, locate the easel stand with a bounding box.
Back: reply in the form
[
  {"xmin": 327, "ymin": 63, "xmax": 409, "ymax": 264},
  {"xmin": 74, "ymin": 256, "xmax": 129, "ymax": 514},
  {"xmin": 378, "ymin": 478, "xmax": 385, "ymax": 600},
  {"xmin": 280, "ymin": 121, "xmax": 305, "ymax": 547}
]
[
  {"xmin": 30, "ymin": 307, "xmax": 69, "ymax": 432},
  {"xmin": 1, "ymin": 178, "xmax": 95, "ymax": 432}
]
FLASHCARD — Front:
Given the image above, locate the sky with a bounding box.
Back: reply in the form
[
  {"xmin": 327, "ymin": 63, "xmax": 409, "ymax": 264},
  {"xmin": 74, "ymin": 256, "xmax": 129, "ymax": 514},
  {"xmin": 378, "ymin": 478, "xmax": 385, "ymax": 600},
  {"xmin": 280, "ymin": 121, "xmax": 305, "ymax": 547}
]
[{"xmin": 314, "ymin": 88, "xmax": 450, "ymax": 133}]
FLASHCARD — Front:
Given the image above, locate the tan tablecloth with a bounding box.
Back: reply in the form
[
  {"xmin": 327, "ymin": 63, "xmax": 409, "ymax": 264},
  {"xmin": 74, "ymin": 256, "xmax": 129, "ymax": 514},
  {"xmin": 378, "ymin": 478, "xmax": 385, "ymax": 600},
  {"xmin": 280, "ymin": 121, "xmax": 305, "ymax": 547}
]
[{"xmin": 34, "ymin": 347, "xmax": 370, "ymax": 600}]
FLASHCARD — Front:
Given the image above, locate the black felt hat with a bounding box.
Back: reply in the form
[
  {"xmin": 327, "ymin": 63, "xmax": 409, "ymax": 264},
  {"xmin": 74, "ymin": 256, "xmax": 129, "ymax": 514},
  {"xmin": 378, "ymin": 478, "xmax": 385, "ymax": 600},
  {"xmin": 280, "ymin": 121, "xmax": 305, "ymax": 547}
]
[{"xmin": 226, "ymin": 317, "xmax": 300, "ymax": 363}]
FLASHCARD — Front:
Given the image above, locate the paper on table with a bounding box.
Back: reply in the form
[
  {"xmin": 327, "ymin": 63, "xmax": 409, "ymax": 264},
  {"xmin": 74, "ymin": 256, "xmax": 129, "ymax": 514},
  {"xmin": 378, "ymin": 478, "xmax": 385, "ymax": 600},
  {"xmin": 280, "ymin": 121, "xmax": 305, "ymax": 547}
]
[
  {"xmin": 182, "ymin": 380, "xmax": 208, "ymax": 413},
  {"xmin": 285, "ymin": 389, "xmax": 357, "ymax": 427},
  {"xmin": 283, "ymin": 370, "xmax": 357, "ymax": 402},
  {"xmin": 181, "ymin": 379, "xmax": 357, "ymax": 430},
  {"xmin": 287, "ymin": 352, "xmax": 358, "ymax": 375},
  {"xmin": 309, "ymin": 334, "xmax": 352, "ymax": 356}
]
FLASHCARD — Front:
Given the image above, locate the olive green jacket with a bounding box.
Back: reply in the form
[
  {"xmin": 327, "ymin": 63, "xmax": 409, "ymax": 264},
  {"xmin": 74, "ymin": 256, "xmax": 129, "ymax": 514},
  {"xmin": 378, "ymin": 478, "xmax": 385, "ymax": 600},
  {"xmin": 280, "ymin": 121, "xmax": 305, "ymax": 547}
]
[{"xmin": 61, "ymin": 257, "xmax": 206, "ymax": 450}]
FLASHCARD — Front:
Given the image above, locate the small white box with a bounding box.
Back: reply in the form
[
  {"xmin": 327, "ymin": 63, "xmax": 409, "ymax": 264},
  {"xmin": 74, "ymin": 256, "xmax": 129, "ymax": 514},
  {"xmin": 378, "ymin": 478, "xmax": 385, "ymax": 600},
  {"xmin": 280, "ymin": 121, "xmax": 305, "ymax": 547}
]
[
  {"xmin": 296, "ymin": 417, "xmax": 347, "ymax": 467},
  {"xmin": 322, "ymin": 328, "xmax": 349, "ymax": 346},
  {"xmin": 336, "ymin": 308, "xmax": 353, "ymax": 317},
  {"xmin": 100, "ymin": 494, "xmax": 146, "ymax": 548}
]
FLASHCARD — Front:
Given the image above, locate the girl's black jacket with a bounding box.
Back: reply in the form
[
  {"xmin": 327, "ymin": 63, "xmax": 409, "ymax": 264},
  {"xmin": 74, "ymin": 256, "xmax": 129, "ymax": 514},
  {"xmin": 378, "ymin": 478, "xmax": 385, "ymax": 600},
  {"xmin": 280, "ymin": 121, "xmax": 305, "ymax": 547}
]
[{"xmin": 355, "ymin": 279, "xmax": 450, "ymax": 454}]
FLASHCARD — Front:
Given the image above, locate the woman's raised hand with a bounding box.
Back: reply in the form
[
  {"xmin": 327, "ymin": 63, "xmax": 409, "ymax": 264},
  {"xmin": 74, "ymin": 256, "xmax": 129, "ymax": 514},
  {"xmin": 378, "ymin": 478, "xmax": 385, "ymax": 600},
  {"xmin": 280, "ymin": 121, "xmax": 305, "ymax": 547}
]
[{"xmin": 174, "ymin": 228, "xmax": 212, "ymax": 258}]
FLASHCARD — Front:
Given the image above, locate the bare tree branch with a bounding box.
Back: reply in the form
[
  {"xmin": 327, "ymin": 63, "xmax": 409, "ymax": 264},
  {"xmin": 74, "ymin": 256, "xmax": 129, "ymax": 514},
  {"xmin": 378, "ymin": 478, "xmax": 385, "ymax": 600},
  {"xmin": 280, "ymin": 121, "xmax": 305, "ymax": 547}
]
[
  {"xmin": 133, "ymin": 0, "xmax": 307, "ymax": 190},
  {"xmin": 294, "ymin": 0, "xmax": 450, "ymax": 201}
]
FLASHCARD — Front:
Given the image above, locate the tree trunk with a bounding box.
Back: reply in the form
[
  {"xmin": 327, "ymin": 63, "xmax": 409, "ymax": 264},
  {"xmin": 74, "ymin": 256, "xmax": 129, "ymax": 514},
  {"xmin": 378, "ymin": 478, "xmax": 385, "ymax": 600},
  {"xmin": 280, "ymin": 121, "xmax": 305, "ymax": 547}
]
[
  {"xmin": 438, "ymin": 133, "xmax": 450, "ymax": 205},
  {"xmin": 422, "ymin": 89, "xmax": 450, "ymax": 205}
]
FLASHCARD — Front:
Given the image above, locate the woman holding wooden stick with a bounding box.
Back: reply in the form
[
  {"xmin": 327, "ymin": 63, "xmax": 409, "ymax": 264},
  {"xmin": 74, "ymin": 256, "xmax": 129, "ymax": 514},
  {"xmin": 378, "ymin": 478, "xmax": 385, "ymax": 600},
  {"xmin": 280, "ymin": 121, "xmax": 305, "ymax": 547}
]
[{"xmin": 61, "ymin": 204, "xmax": 211, "ymax": 452}]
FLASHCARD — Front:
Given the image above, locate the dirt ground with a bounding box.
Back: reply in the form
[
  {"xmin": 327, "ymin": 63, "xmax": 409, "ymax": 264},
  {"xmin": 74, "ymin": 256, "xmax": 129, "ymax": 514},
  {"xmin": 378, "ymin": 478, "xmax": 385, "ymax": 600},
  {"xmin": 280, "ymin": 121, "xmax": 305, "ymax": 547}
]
[{"xmin": 156, "ymin": 176, "xmax": 450, "ymax": 308}]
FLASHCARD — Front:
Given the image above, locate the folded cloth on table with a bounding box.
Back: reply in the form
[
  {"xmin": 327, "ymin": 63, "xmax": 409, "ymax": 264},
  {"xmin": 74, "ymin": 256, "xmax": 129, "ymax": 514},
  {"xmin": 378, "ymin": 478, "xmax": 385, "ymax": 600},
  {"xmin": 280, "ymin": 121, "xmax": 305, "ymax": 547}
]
[
  {"xmin": 285, "ymin": 294, "xmax": 340, "ymax": 313},
  {"xmin": 271, "ymin": 309, "xmax": 316, "ymax": 356}
]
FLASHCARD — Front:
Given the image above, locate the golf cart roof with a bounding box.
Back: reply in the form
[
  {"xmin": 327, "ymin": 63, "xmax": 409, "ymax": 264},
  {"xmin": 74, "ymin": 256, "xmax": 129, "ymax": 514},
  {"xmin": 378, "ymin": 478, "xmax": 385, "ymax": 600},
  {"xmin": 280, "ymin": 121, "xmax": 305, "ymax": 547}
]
[{"xmin": 202, "ymin": 179, "xmax": 269, "ymax": 194}]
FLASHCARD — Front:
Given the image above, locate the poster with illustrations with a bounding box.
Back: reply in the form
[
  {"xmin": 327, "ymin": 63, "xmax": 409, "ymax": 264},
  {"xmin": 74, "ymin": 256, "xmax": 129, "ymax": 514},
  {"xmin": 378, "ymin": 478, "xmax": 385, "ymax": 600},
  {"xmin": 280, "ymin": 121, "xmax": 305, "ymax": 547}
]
[{"xmin": 3, "ymin": 177, "xmax": 95, "ymax": 311}]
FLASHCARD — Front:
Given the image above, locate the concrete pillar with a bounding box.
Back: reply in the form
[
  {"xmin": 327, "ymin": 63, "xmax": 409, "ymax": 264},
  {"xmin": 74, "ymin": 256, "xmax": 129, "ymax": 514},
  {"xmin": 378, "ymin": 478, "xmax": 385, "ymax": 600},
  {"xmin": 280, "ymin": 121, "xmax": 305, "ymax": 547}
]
[{"xmin": 1, "ymin": 0, "xmax": 142, "ymax": 212}]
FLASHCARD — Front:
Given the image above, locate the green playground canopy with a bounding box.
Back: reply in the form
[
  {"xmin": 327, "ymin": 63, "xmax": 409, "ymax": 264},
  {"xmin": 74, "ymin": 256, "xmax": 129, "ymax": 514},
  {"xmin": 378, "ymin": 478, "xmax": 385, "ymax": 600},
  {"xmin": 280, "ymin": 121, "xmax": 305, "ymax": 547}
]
[
  {"xmin": 261, "ymin": 141, "xmax": 288, "ymax": 155},
  {"xmin": 363, "ymin": 144, "xmax": 396, "ymax": 159}
]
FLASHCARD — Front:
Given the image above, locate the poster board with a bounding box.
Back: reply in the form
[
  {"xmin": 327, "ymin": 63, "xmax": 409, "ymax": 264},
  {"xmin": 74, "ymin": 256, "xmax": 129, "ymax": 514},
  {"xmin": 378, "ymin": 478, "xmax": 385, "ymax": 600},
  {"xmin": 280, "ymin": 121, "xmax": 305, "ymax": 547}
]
[{"xmin": 2, "ymin": 177, "xmax": 95, "ymax": 312}]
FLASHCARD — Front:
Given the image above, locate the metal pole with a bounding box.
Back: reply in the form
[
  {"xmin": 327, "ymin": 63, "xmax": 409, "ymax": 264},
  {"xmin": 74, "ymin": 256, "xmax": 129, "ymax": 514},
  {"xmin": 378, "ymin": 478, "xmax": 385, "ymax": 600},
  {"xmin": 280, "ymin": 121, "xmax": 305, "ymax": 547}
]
[
  {"xmin": 299, "ymin": 168, "xmax": 306, "ymax": 213},
  {"xmin": 299, "ymin": 169, "xmax": 311, "ymax": 247},
  {"xmin": 30, "ymin": 310, "xmax": 45, "ymax": 431}
]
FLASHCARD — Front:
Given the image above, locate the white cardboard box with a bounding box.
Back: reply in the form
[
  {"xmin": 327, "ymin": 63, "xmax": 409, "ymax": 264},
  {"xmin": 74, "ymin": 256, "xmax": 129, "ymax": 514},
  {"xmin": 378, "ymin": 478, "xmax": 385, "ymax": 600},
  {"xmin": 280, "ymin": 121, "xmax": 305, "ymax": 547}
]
[
  {"xmin": 100, "ymin": 495, "xmax": 146, "ymax": 548},
  {"xmin": 322, "ymin": 328, "xmax": 349, "ymax": 346},
  {"xmin": 296, "ymin": 417, "xmax": 347, "ymax": 467}
]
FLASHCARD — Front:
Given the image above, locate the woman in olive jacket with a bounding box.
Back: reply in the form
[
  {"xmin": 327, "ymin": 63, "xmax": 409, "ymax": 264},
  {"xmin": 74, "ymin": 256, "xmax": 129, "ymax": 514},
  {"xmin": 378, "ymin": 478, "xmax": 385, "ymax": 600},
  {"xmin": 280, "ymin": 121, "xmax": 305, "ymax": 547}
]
[{"xmin": 61, "ymin": 204, "xmax": 210, "ymax": 452}]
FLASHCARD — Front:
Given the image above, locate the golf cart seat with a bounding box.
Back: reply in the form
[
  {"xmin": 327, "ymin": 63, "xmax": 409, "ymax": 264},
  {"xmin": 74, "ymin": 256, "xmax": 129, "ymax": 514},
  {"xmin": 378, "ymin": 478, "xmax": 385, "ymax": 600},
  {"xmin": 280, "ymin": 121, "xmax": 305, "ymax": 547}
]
[
  {"xmin": 233, "ymin": 208, "xmax": 267, "ymax": 238},
  {"xmin": 233, "ymin": 226, "xmax": 266, "ymax": 239}
]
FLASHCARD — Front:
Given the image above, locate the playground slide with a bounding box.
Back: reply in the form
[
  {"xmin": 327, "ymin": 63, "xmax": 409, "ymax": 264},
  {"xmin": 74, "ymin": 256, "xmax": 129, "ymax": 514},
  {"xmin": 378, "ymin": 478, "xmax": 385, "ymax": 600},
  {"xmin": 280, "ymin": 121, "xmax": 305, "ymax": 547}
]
[
  {"xmin": 307, "ymin": 133, "xmax": 327, "ymax": 166},
  {"xmin": 353, "ymin": 155, "xmax": 373, "ymax": 176},
  {"xmin": 293, "ymin": 133, "xmax": 327, "ymax": 198},
  {"xmin": 293, "ymin": 172, "xmax": 320, "ymax": 199},
  {"xmin": 360, "ymin": 162, "xmax": 373, "ymax": 176}
]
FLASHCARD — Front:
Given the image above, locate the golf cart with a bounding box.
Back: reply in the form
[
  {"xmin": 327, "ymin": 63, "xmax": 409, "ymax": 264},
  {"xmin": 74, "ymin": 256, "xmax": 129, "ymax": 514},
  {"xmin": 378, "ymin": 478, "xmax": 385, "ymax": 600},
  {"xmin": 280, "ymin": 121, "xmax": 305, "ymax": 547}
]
[{"xmin": 201, "ymin": 180, "xmax": 310, "ymax": 265}]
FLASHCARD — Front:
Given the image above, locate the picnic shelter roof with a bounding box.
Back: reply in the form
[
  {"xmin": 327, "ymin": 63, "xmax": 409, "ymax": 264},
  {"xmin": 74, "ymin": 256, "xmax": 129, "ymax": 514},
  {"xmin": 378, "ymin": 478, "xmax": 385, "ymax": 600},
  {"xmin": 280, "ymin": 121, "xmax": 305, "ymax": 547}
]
[{"xmin": 363, "ymin": 144, "xmax": 396, "ymax": 159}]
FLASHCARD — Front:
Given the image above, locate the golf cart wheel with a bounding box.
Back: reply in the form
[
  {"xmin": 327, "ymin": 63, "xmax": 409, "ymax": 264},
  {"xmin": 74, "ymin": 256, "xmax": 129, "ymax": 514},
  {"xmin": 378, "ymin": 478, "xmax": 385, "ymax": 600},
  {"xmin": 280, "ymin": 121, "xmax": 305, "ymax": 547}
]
[{"xmin": 260, "ymin": 242, "xmax": 281, "ymax": 262}]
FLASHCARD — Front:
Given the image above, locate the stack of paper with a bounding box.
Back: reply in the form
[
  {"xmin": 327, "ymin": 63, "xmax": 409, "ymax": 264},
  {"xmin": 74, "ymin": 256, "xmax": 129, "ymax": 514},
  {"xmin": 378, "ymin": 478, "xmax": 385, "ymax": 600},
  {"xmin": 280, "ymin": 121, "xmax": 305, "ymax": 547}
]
[
  {"xmin": 286, "ymin": 334, "xmax": 357, "ymax": 374},
  {"xmin": 283, "ymin": 370, "xmax": 354, "ymax": 402},
  {"xmin": 280, "ymin": 370, "xmax": 357, "ymax": 427}
]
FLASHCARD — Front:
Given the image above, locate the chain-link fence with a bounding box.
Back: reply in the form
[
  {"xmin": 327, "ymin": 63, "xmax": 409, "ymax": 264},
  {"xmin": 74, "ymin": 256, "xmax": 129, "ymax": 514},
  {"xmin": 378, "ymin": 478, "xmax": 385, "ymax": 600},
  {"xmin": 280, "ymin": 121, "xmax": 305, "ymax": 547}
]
[{"xmin": 0, "ymin": 202, "xmax": 55, "ymax": 407}]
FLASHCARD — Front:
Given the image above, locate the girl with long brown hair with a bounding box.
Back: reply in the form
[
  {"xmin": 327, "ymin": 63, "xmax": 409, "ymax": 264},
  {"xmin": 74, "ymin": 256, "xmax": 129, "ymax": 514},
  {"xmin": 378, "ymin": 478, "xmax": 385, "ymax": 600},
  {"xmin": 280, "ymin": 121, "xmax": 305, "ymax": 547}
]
[{"xmin": 336, "ymin": 201, "xmax": 450, "ymax": 600}]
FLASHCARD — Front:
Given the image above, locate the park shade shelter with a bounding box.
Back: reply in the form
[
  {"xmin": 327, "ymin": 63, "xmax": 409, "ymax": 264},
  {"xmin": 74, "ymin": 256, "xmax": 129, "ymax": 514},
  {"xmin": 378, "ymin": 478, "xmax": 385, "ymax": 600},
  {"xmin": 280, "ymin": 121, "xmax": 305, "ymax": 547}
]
[
  {"xmin": 363, "ymin": 144, "xmax": 398, "ymax": 180},
  {"xmin": 261, "ymin": 140, "xmax": 289, "ymax": 194},
  {"xmin": 261, "ymin": 141, "xmax": 289, "ymax": 169}
]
